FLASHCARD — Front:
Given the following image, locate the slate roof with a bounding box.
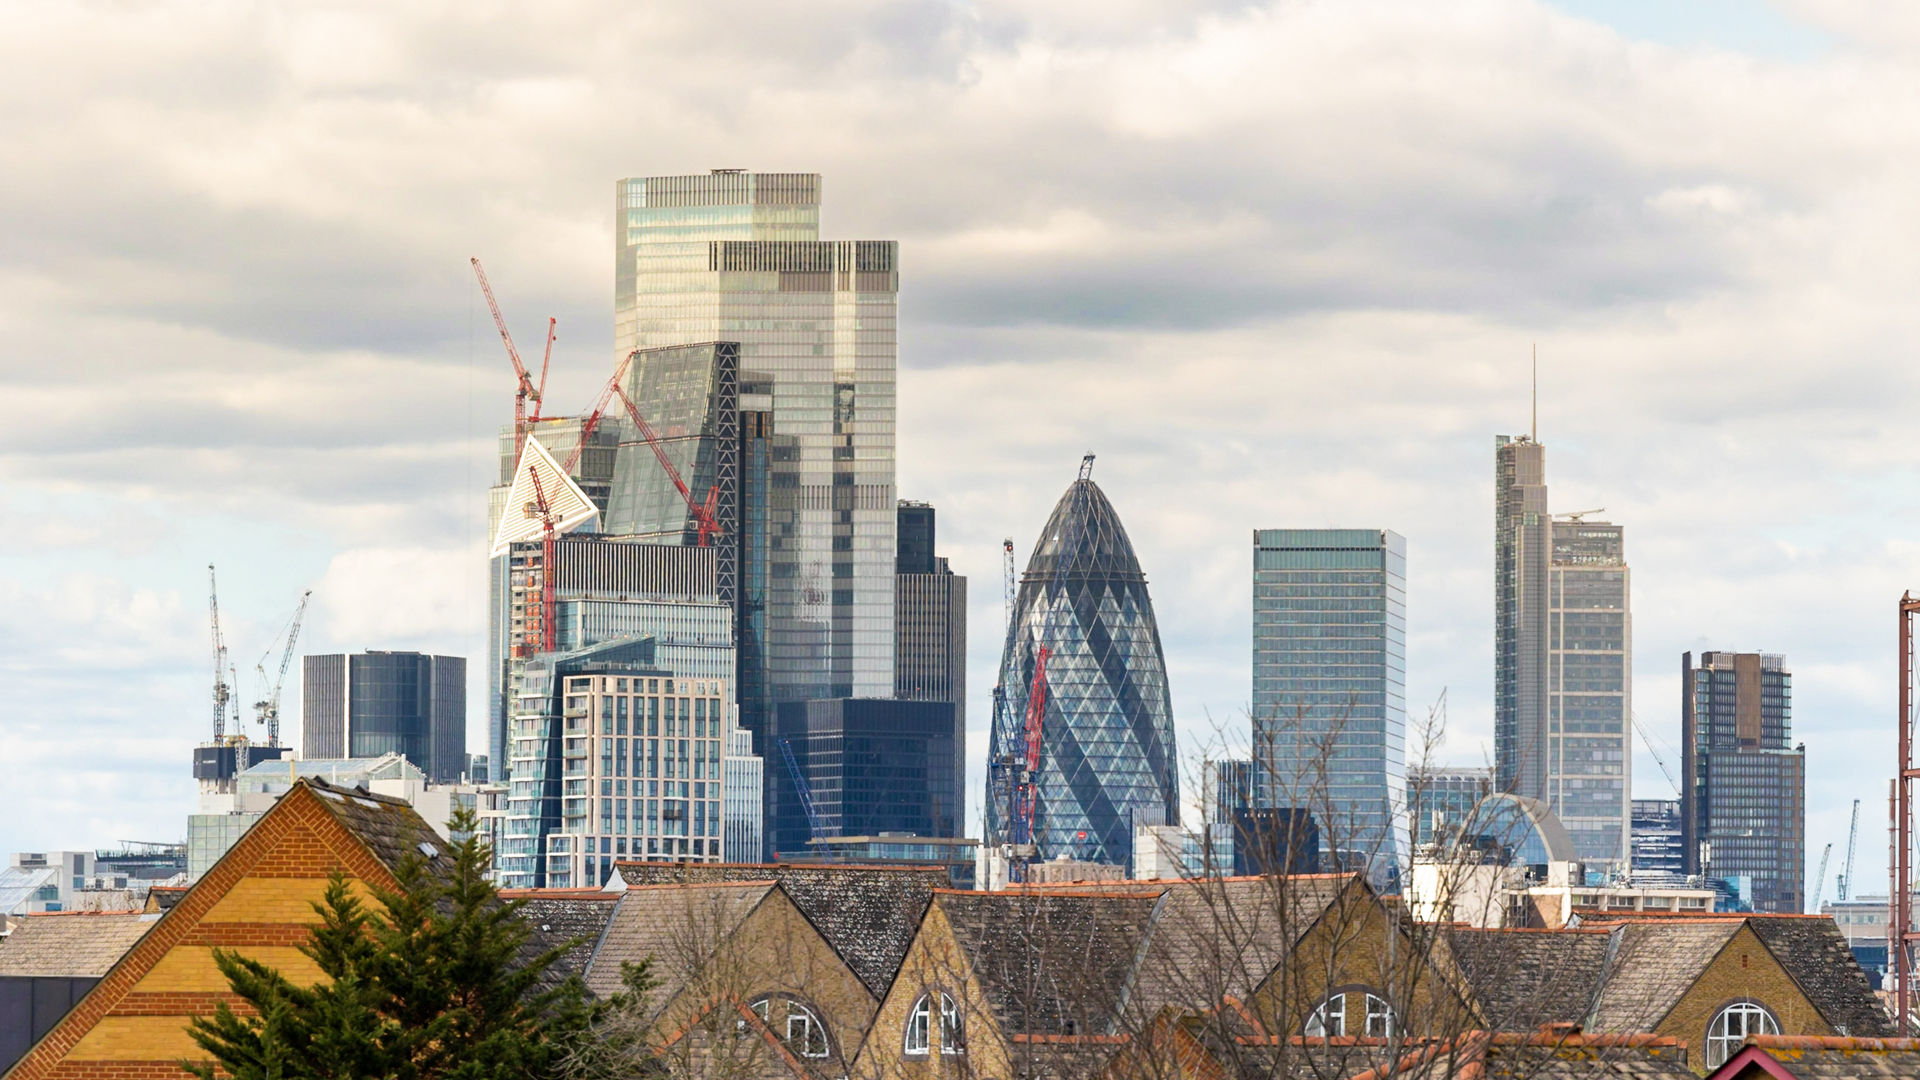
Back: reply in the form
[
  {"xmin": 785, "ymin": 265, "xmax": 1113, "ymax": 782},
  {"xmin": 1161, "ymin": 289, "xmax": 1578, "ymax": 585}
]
[
  {"xmin": 0, "ymin": 913, "xmax": 156, "ymax": 976},
  {"xmin": 938, "ymin": 890, "xmax": 1160, "ymax": 1037},
  {"xmin": 504, "ymin": 890, "xmax": 620, "ymax": 989},
  {"xmin": 615, "ymin": 861, "xmax": 947, "ymax": 995},
  {"xmin": 1124, "ymin": 874, "xmax": 1353, "ymax": 1021},
  {"xmin": 1588, "ymin": 920, "xmax": 1746, "ymax": 1031},
  {"xmin": 1447, "ymin": 927, "xmax": 1614, "ymax": 1031},
  {"xmin": 1728, "ymin": 1036, "xmax": 1920, "ymax": 1078},
  {"xmin": 584, "ymin": 881, "xmax": 778, "ymax": 1008},
  {"xmin": 1744, "ymin": 917, "xmax": 1894, "ymax": 1038},
  {"xmin": 143, "ymin": 886, "xmax": 187, "ymax": 914},
  {"xmin": 303, "ymin": 778, "xmax": 449, "ymax": 879}
]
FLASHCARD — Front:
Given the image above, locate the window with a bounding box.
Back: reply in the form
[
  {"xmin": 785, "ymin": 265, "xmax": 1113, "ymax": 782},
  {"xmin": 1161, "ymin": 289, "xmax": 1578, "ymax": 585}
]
[
  {"xmin": 748, "ymin": 996, "xmax": 831, "ymax": 1059},
  {"xmin": 1707, "ymin": 1002, "xmax": 1778, "ymax": 1067},
  {"xmin": 905, "ymin": 992, "xmax": 962, "ymax": 1055},
  {"xmin": 1305, "ymin": 991, "xmax": 1394, "ymax": 1038}
]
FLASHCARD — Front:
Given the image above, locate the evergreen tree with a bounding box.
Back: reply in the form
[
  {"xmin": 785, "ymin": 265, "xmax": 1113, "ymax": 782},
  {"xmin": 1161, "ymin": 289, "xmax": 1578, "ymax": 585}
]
[{"xmin": 185, "ymin": 806, "xmax": 604, "ymax": 1080}]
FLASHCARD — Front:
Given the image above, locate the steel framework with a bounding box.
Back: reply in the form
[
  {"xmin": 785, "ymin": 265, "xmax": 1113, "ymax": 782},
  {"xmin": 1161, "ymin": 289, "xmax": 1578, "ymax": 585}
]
[{"xmin": 1895, "ymin": 593, "xmax": 1920, "ymax": 1029}]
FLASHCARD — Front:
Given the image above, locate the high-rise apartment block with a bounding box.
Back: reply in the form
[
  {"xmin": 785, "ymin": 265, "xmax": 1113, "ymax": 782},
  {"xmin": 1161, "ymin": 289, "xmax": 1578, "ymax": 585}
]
[
  {"xmin": 894, "ymin": 500, "xmax": 967, "ymax": 807},
  {"xmin": 509, "ymin": 638, "xmax": 731, "ymax": 889},
  {"xmin": 1682, "ymin": 651, "xmax": 1806, "ymax": 913},
  {"xmin": 1494, "ymin": 435, "xmax": 1632, "ymax": 873},
  {"xmin": 1252, "ymin": 529, "xmax": 1407, "ymax": 877},
  {"xmin": 301, "ymin": 652, "xmax": 466, "ymax": 783},
  {"xmin": 615, "ymin": 171, "xmax": 898, "ymax": 706}
]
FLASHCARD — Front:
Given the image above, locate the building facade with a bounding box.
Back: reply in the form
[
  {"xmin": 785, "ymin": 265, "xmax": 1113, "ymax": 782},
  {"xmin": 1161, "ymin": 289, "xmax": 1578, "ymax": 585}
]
[
  {"xmin": 722, "ymin": 728, "xmax": 764, "ymax": 863},
  {"xmin": 894, "ymin": 500, "xmax": 967, "ymax": 809},
  {"xmin": 1546, "ymin": 519, "xmax": 1631, "ymax": 868},
  {"xmin": 1631, "ymin": 798, "xmax": 1686, "ymax": 881},
  {"xmin": 1251, "ymin": 528, "xmax": 1407, "ymax": 878},
  {"xmin": 1494, "ymin": 434, "xmax": 1632, "ymax": 874},
  {"xmin": 986, "ymin": 460, "xmax": 1179, "ymax": 870},
  {"xmin": 1682, "ymin": 650, "xmax": 1806, "ymax": 913},
  {"xmin": 1411, "ymin": 765, "xmax": 1496, "ymax": 850},
  {"xmin": 769, "ymin": 698, "xmax": 959, "ymax": 862},
  {"xmin": 504, "ymin": 637, "xmax": 732, "ymax": 889},
  {"xmin": 301, "ymin": 651, "xmax": 466, "ymax": 783},
  {"xmin": 615, "ymin": 171, "xmax": 898, "ymax": 708}
]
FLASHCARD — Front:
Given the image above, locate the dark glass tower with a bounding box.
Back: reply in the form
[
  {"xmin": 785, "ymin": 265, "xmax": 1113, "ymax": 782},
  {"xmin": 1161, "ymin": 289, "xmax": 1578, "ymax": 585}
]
[
  {"xmin": 1682, "ymin": 651, "xmax": 1805, "ymax": 913},
  {"xmin": 986, "ymin": 459, "xmax": 1179, "ymax": 870},
  {"xmin": 301, "ymin": 651, "xmax": 465, "ymax": 782}
]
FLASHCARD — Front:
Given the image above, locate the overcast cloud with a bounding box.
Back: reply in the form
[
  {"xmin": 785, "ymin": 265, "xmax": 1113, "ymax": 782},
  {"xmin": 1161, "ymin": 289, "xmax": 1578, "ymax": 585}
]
[{"xmin": 0, "ymin": 0, "xmax": 1911, "ymax": 895}]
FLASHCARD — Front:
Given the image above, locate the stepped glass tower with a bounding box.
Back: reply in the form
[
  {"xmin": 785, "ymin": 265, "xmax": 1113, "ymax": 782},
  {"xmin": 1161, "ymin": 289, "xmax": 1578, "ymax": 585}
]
[{"xmin": 987, "ymin": 458, "xmax": 1180, "ymax": 871}]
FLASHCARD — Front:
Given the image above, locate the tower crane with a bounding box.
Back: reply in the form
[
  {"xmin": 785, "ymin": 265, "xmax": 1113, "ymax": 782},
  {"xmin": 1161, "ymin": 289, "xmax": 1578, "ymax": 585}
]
[
  {"xmin": 1813, "ymin": 843, "xmax": 1833, "ymax": 912},
  {"xmin": 252, "ymin": 590, "xmax": 311, "ymax": 748},
  {"xmin": 1840, "ymin": 798, "xmax": 1862, "ymax": 902},
  {"xmin": 470, "ymin": 257, "xmax": 550, "ymax": 456},
  {"xmin": 780, "ymin": 739, "xmax": 834, "ymax": 861},
  {"xmin": 208, "ymin": 565, "xmax": 234, "ymax": 742}
]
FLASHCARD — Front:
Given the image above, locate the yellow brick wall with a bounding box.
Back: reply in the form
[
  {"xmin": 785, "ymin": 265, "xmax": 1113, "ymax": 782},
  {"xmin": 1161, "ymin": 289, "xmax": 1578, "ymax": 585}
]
[
  {"xmin": 1655, "ymin": 924, "xmax": 1830, "ymax": 1074},
  {"xmin": 133, "ymin": 946, "xmax": 326, "ymax": 993},
  {"xmin": 855, "ymin": 901, "xmax": 1010, "ymax": 1080}
]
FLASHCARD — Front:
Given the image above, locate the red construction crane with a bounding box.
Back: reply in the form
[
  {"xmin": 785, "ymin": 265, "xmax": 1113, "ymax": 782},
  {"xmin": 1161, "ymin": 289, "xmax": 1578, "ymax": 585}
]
[
  {"xmin": 611, "ymin": 382, "xmax": 723, "ymax": 546},
  {"xmin": 470, "ymin": 256, "xmax": 549, "ymax": 454},
  {"xmin": 1012, "ymin": 644, "xmax": 1050, "ymax": 859}
]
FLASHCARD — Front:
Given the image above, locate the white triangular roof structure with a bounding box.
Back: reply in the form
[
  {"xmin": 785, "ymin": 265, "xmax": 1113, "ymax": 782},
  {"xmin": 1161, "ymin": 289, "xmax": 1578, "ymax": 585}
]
[{"xmin": 490, "ymin": 435, "xmax": 599, "ymax": 557}]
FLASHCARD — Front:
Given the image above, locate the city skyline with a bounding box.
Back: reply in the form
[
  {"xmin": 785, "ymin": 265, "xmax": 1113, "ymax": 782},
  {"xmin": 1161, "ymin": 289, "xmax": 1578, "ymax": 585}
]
[{"xmin": 4, "ymin": 2, "xmax": 1909, "ymax": 910}]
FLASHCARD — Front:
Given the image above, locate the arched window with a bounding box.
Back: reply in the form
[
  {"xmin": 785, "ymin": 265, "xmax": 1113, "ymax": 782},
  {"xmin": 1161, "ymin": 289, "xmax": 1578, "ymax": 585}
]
[
  {"xmin": 1305, "ymin": 991, "xmax": 1395, "ymax": 1038},
  {"xmin": 905, "ymin": 992, "xmax": 963, "ymax": 1055},
  {"xmin": 747, "ymin": 995, "xmax": 831, "ymax": 1059},
  {"xmin": 1707, "ymin": 1001, "xmax": 1779, "ymax": 1067}
]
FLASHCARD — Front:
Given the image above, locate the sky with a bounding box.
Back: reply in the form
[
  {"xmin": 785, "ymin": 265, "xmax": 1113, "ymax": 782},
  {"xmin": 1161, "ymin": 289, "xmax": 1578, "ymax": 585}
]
[{"xmin": 1, "ymin": 0, "xmax": 1912, "ymax": 903}]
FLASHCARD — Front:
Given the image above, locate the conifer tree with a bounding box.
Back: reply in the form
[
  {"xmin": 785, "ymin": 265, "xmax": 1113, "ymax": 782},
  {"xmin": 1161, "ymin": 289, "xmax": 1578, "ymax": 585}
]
[{"xmin": 185, "ymin": 806, "xmax": 605, "ymax": 1079}]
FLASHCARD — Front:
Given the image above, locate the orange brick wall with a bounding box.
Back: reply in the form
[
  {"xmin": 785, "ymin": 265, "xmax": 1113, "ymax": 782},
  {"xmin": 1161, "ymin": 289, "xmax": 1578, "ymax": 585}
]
[{"xmin": 4, "ymin": 786, "xmax": 401, "ymax": 1080}]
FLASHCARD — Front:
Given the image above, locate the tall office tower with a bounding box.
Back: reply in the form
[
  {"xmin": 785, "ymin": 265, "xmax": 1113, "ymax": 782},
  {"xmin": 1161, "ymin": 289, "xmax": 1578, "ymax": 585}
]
[
  {"xmin": 1682, "ymin": 651, "xmax": 1806, "ymax": 913},
  {"xmin": 507, "ymin": 638, "xmax": 730, "ymax": 888},
  {"xmin": 1631, "ymin": 798, "xmax": 1686, "ymax": 881},
  {"xmin": 301, "ymin": 652, "xmax": 466, "ymax": 783},
  {"xmin": 1251, "ymin": 529, "xmax": 1408, "ymax": 878},
  {"xmin": 1547, "ymin": 518, "xmax": 1632, "ymax": 869},
  {"xmin": 1495, "ymin": 435, "xmax": 1633, "ymax": 874},
  {"xmin": 1494, "ymin": 435, "xmax": 1550, "ymax": 802},
  {"xmin": 615, "ymin": 171, "xmax": 898, "ymax": 709},
  {"xmin": 986, "ymin": 460, "xmax": 1179, "ymax": 871},
  {"xmin": 768, "ymin": 698, "xmax": 958, "ymax": 861},
  {"xmin": 895, "ymin": 500, "xmax": 968, "ymax": 807}
]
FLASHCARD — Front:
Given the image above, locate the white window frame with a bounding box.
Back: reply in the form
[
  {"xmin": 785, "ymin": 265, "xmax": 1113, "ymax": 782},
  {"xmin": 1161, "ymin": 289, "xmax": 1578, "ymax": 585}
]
[
  {"xmin": 905, "ymin": 994, "xmax": 932, "ymax": 1055},
  {"xmin": 1707, "ymin": 1001, "xmax": 1779, "ymax": 1067}
]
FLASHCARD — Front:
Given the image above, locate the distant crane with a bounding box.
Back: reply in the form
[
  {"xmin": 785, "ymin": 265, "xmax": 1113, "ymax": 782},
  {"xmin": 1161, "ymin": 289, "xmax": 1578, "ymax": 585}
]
[
  {"xmin": 252, "ymin": 590, "xmax": 311, "ymax": 748},
  {"xmin": 1813, "ymin": 843, "xmax": 1834, "ymax": 912},
  {"xmin": 207, "ymin": 565, "xmax": 234, "ymax": 741},
  {"xmin": 1556, "ymin": 507, "xmax": 1607, "ymax": 522},
  {"xmin": 1839, "ymin": 798, "xmax": 1862, "ymax": 902},
  {"xmin": 1630, "ymin": 713, "xmax": 1682, "ymax": 797},
  {"xmin": 780, "ymin": 739, "xmax": 833, "ymax": 861}
]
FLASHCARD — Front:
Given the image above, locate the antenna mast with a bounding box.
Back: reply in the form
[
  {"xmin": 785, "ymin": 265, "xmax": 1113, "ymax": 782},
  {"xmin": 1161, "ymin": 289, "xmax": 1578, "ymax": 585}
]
[{"xmin": 1531, "ymin": 343, "xmax": 1538, "ymax": 442}]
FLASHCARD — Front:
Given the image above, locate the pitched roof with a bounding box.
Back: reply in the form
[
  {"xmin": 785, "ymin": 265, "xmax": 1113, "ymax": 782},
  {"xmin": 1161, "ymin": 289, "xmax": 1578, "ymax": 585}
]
[
  {"xmin": 0, "ymin": 913, "xmax": 156, "ymax": 977},
  {"xmin": 1714, "ymin": 1036, "xmax": 1920, "ymax": 1079},
  {"xmin": 143, "ymin": 886, "xmax": 187, "ymax": 914},
  {"xmin": 504, "ymin": 890, "xmax": 621, "ymax": 989},
  {"xmin": 1744, "ymin": 917, "xmax": 1894, "ymax": 1038},
  {"xmin": 1588, "ymin": 921, "xmax": 1746, "ymax": 1031},
  {"xmin": 584, "ymin": 881, "xmax": 778, "ymax": 1007},
  {"xmin": 1446, "ymin": 927, "xmax": 1614, "ymax": 1031},
  {"xmin": 938, "ymin": 891, "xmax": 1160, "ymax": 1037},
  {"xmin": 1124, "ymin": 875, "xmax": 1353, "ymax": 1021},
  {"xmin": 301, "ymin": 778, "xmax": 449, "ymax": 875},
  {"xmin": 616, "ymin": 861, "xmax": 947, "ymax": 995}
]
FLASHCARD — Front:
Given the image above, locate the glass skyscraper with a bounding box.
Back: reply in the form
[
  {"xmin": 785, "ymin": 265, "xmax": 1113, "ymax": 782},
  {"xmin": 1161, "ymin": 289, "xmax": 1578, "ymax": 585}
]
[
  {"xmin": 1251, "ymin": 529, "xmax": 1407, "ymax": 879},
  {"xmin": 301, "ymin": 652, "xmax": 466, "ymax": 784},
  {"xmin": 615, "ymin": 171, "xmax": 897, "ymax": 706},
  {"xmin": 1494, "ymin": 433, "xmax": 1633, "ymax": 873},
  {"xmin": 986, "ymin": 462, "xmax": 1179, "ymax": 870},
  {"xmin": 1682, "ymin": 651, "xmax": 1805, "ymax": 913}
]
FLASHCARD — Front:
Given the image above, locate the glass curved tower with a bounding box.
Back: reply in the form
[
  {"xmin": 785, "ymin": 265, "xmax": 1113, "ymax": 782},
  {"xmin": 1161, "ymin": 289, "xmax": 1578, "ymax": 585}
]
[{"xmin": 988, "ymin": 460, "xmax": 1180, "ymax": 870}]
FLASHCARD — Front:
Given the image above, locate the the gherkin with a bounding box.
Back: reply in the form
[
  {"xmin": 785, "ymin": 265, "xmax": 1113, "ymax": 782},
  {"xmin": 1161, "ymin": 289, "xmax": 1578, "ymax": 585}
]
[{"xmin": 988, "ymin": 460, "xmax": 1180, "ymax": 870}]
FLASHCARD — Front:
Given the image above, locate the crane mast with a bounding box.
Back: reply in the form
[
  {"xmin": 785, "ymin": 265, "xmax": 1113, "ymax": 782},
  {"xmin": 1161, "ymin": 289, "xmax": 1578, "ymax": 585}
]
[
  {"xmin": 253, "ymin": 590, "xmax": 311, "ymax": 748},
  {"xmin": 1840, "ymin": 797, "xmax": 1862, "ymax": 902},
  {"xmin": 208, "ymin": 565, "xmax": 232, "ymax": 742}
]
